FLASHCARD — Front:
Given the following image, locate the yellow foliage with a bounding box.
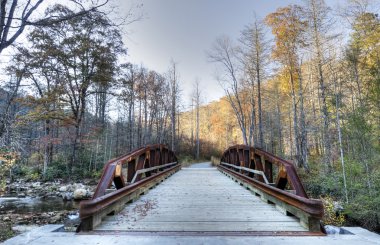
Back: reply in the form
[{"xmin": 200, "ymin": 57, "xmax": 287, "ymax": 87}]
[
  {"xmin": 321, "ymin": 196, "xmax": 345, "ymax": 226},
  {"xmin": 0, "ymin": 151, "xmax": 18, "ymax": 167},
  {"xmin": 0, "ymin": 151, "xmax": 18, "ymax": 193}
]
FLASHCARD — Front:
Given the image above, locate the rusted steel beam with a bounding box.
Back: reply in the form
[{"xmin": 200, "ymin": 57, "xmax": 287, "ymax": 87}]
[
  {"xmin": 264, "ymin": 159, "xmax": 273, "ymax": 183},
  {"xmin": 79, "ymin": 144, "xmax": 179, "ymax": 231},
  {"xmin": 220, "ymin": 162, "xmax": 270, "ymax": 184},
  {"xmin": 92, "ymin": 163, "xmax": 117, "ymax": 199},
  {"xmin": 80, "ymin": 164, "xmax": 180, "ymax": 220},
  {"xmin": 79, "ymin": 164, "xmax": 180, "ymax": 231},
  {"xmin": 220, "ymin": 145, "xmax": 308, "ymax": 197},
  {"xmin": 253, "ymin": 154, "xmax": 265, "ymax": 182},
  {"xmin": 218, "ymin": 145, "xmax": 324, "ymax": 232},
  {"xmin": 218, "ymin": 165, "xmax": 323, "ymax": 218}
]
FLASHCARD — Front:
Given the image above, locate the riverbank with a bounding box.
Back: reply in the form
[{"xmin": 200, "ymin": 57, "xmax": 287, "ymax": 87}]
[
  {"xmin": 0, "ymin": 178, "xmax": 97, "ymax": 242},
  {"xmin": 2, "ymin": 178, "xmax": 97, "ymax": 200},
  {"xmin": 0, "ymin": 209, "xmax": 78, "ymax": 242}
]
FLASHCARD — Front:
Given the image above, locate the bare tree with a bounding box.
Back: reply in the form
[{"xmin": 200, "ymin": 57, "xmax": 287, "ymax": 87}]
[
  {"xmin": 239, "ymin": 14, "xmax": 270, "ymax": 148},
  {"xmin": 329, "ymin": 60, "xmax": 349, "ymax": 203},
  {"xmin": 208, "ymin": 36, "xmax": 255, "ymax": 146},
  {"xmin": 0, "ymin": 70, "xmax": 24, "ymax": 148},
  {"xmin": 119, "ymin": 63, "xmax": 138, "ymax": 151},
  {"xmin": 192, "ymin": 79, "xmax": 201, "ymax": 160},
  {"xmin": 265, "ymin": 5, "xmax": 309, "ymax": 170},
  {"xmin": 168, "ymin": 60, "xmax": 180, "ymax": 152}
]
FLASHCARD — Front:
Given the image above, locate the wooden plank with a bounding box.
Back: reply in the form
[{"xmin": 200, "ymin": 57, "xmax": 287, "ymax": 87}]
[
  {"xmin": 96, "ymin": 221, "xmax": 306, "ymax": 232},
  {"xmin": 103, "ymin": 215, "xmax": 299, "ymax": 222},
  {"xmin": 94, "ymin": 167, "xmax": 306, "ymax": 232}
]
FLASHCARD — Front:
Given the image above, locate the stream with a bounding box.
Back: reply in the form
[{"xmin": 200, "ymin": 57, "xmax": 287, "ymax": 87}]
[{"xmin": 0, "ymin": 196, "xmax": 79, "ymax": 214}]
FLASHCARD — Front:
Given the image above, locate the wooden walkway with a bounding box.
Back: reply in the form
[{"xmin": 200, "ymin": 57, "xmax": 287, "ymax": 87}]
[{"xmin": 95, "ymin": 167, "xmax": 306, "ymax": 232}]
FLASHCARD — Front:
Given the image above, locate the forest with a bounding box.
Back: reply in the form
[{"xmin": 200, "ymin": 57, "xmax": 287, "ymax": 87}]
[{"xmin": 0, "ymin": 0, "xmax": 379, "ymax": 234}]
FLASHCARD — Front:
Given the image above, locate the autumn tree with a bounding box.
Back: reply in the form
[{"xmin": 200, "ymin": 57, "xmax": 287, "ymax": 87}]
[
  {"xmin": 0, "ymin": 0, "xmax": 110, "ymax": 141},
  {"xmin": 265, "ymin": 5, "xmax": 309, "ymax": 170},
  {"xmin": 305, "ymin": 0, "xmax": 336, "ymax": 169},
  {"xmin": 10, "ymin": 45, "xmax": 66, "ymax": 176},
  {"xmin": 14, "ymin": 5, "xmax": 124, "ymax": 174}
]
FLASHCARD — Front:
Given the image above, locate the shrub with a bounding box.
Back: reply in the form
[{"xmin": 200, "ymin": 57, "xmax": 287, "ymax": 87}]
[
  {"xmin": 345, "ymin": 194, "xmax": 380, "ymax": 231},
  {"xmin": 0, "ymin": 222, "xmax": 15, "ymax": 242},
  {"xmin": 322, "ymin": 196, "xmax": 345, "ymax": 226},
  {"xmin": 11, "ymin": 165, "xmax": 41, "ymax": 181},
  {"xmin": 211, "ymin": 156, "xmax": 220, "ymax": 166},
  {"xmin": 44, "ymin": 160, "xmax": 68, "ymax": 181},
  {"xmin": 178, "ymin": 155, "xmax": 195, "ymax": 167}
]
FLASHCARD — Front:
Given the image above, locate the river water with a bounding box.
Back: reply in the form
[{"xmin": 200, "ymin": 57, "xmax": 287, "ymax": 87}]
[{"xmin": 0, "ymin": 196, "xmax": 79, "ymax": 214}]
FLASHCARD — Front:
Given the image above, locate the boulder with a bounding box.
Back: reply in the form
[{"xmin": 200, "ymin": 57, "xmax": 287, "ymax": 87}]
[
  {"xmin": 64, "ymin": 217, "xmax": 81, "ymax": 232},
  {"xmin": 87, "ymin": 191, "xmax": 94, "ymax": 198},
  {"xmin": 325, "ymin": 225, "xmax": 342, "ymax": 234},
  {"xmin": 73, "ymin": 183, "xmax": 85, "ymax": 190},
  {"xmin": 17, "ymin": 193, "xmax": 26, "ymax": 198},
  {"xmin": 59, "ymin": 186, "xmax": 68, "ymax": 192},
  {"xmin": 2, "ymin": 216, "xmax": 10, "ymax": 222},
  {"xmin": 73, "ymin": 188, "xmax": 88, "ymax": 200},
  {"xmin": 32, "ymin": 182, "xmax": 41, "ymax": 188},
  {"xmin": 62, "ymin": 192, "xmax": 73, "ymax": 201},
  {"xmin": 333, "ymin": 201, "xmax": 344, "ymax": 213},
  {"xmin": 50, "ymin": 214, "xmax": 62, "ymax": 224}
]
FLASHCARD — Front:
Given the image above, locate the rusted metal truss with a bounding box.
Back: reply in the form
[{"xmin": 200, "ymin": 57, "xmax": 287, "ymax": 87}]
[
  {"xmin": 217, "ymin": 145, "xmax": 324, "ymax": 233},
  {"xmin": 78, "ymin": 144, "xmax": 180, "ymax": 231}
]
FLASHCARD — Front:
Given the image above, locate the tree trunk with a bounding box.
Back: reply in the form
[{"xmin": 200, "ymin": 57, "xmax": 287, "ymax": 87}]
[
  {"xmin": 257, "ymin": 62, "xmax": 264, "ymax": 148},
  {"xmin": 69, "ymin": 125, "xmax": 81, "ymax": 176},
  {"xmin": 298, "ymin": 68, "xmax": 309, "ymax": 171},
  {"xmin": 289, "ymin": 72, "xmax": 301, "ymax": 167},
  {"xmin": 170, "ymin": 64, "xmax": 177, "ymax": 152},
  {"xmin": 196, "ymin": 96, "xmax": 200, "ymax": 160},
  {"xmin": 43, "ymin": 119, "xmax": 52, "ymax": 177},
  {"xmin": 334, "ymin": 74, "xmax": 349, "ymax": 203}
]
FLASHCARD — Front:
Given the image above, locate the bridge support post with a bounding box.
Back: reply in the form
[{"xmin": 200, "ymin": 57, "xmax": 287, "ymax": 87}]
[{"xmin": 303, "ymin": 217, "xmax": 322, "ymax": 233}]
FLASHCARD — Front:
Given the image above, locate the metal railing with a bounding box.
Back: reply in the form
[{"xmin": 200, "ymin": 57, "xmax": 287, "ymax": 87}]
[
  {"xmin": 78, "ymin": 144, "xmax": 180, "ymax": 231},
  {"xmin": 217, "ymin": 145, "xmax": 324, "ymax": 233},
  {"xmin": 130, "ymin": 161, "xmax": 178, "ymax": 183},
  {"xmin": 220, "ymin": 162, "xmax": 270, "ymax": 184}
]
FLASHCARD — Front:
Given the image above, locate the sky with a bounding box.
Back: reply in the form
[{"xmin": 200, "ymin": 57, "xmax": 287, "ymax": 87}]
[{"xmin": 117, "ymin": 0, "xmax": 346, "ymax": 109}]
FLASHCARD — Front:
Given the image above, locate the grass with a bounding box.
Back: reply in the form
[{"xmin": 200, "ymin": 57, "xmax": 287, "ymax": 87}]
[{"xmin": 0, "ymin": 222, "xmax": 16, "ymax": 243}]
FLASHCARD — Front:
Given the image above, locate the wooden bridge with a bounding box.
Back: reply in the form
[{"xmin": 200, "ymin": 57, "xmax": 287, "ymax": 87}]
[{"xmin": 78, "ymin": 144, "xmax": 324, "ymax": 236}]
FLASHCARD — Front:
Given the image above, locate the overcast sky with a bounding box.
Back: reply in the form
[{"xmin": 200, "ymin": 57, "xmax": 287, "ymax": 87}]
[{"xmin": 117, "ymin": 0, "xmax": 345, "ymax": 109}]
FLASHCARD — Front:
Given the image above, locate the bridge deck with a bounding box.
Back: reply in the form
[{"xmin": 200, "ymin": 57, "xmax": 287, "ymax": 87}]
[{"xmin": 95, "ymin": 167, "xmax": 306, "ymax": 232}]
